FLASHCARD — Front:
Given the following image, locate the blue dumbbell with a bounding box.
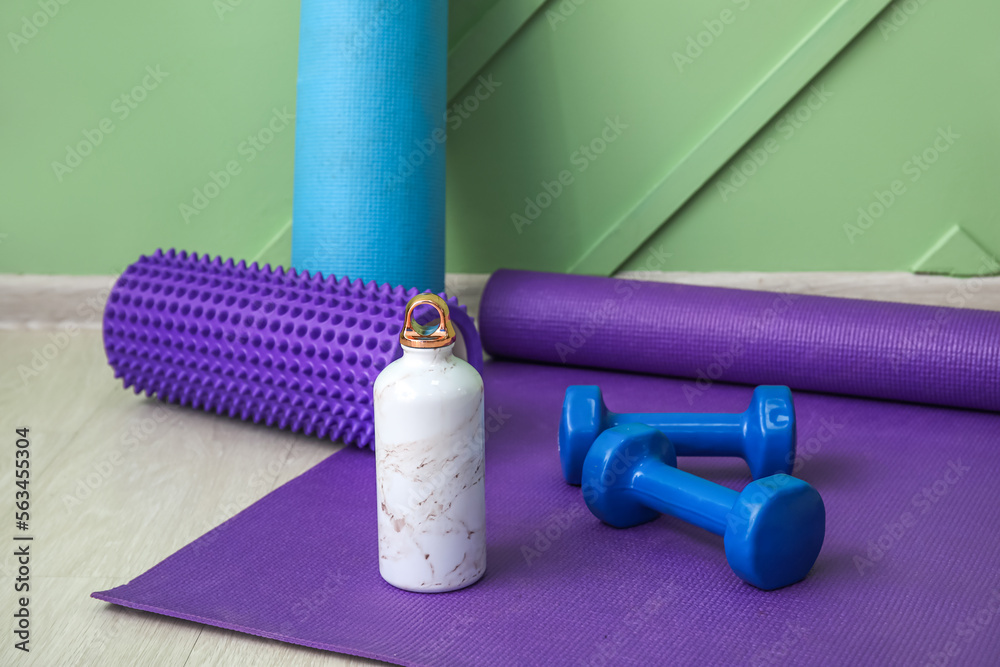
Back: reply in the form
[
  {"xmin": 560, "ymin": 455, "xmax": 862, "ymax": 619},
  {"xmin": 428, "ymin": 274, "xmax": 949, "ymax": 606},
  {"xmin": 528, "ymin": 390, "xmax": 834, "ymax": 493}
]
[
  {"xmin": 559, "ymin": 385, "xmax": 795, "ymax": 485},
  {"xmin": 582, "ymin": 424, "xmax": 824, "ymax": 590}
]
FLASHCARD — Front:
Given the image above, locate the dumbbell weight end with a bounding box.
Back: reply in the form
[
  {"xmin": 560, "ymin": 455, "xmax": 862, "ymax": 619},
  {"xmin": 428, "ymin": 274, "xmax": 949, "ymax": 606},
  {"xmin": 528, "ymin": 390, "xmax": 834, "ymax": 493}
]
[
  {"xmin": 582, "ymin": 424, "xmax": 824, "ymax": 590},
  {"xmin": 560, "ymin": 385, "xmax": 796, "ymax": 485}
]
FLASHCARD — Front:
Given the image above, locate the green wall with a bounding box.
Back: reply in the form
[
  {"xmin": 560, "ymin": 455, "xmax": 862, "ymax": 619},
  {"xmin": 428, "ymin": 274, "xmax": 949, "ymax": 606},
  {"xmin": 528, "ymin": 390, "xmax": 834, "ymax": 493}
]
[
  {"xmin": 1, "ymin": 0, "xmax": 996, "ymax": 276},
  {"xmin": 622, "ymin": 0, "xmax": 1000, "ymax": 276},
  {"xmin": 1, "ymin": 0, "xmax": 299, "ymax": 274}
]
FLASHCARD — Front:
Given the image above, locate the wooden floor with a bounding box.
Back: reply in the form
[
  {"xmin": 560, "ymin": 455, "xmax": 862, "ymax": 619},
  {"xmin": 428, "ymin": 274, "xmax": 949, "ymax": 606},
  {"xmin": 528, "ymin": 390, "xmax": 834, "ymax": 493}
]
[{"xmin": 1, "ymin": 272, "xmax": 998, "ymax": 666}]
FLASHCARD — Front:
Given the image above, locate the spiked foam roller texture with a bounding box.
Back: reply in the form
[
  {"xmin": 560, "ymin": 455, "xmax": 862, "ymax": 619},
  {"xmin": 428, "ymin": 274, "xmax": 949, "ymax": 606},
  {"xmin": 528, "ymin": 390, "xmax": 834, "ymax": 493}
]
[{"xmin": 103, "ymin": 250, "xmax": 483, "ymax": 449}]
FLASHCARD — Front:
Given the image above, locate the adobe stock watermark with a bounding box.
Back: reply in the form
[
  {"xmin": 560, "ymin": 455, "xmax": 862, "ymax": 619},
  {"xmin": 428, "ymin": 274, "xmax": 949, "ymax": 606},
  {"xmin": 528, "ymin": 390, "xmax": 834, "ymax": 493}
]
[
  {"xmin": 726, "ymin": 474, "xmax": 802, "ymax": 533},
  {"xmin": 51, "ymin": 66, "xmax": 169, "ymax": 182},
  {"xmin": 16, "ymin": 324, "xmax": 81, "ymax": 385},
  {"xmin": 748, "ymin": 621, "xmax": 810, "ymax": 667},
  {"xmin": 878, "ymin": 0, "xmax": 933, "ymax": 40},
  {"xmin": 546, "ymin": 0, "xmax": 589, "ymax": 30},
  {"xmin": 922, "ymin": 588, "xmax": 1000, "ymax": 667},
  {"xmin": 585, "ymin": 586, "xmax": 670, "ymax": 666},
  {"xmin": 520, "ymin": 502, "xmax": 589, "ymax": 565},
  {"xmin": 343, "ymin": 0, "xmax": 404, "ymax": 56},
  {"xmin": 396, "ymin": 406, "xmax": 510, "ymax": 515},
  {"xmin": 213, "ymin": 0, "xmax": 247, "ymax": 21},
  {"xmin": 854, "ymin": 459, "xmax": 970, "ymax": 575},
  {"xmin": 888, "ymin": 254, "xmax": 999, "ymax": 372},
  {"xmin": 73, "ymin": 613, "xmax": 131, "ymax": 666},
  {"xmin": 419, "ymin": 614, "xmax": 478, "ymax": 661},
  {"xmin": 844, "ymin": 126, "xmax": 959, "ymax": 244},
  {"xmin": 17, "ymin": 279, "xmax": 115, "ymax": 386},
  {"xmin": 192, "ymin": 440, "xmax": 296, "ymax": 552},
  {"xmin": 390, "ymin": 74, "xmax": 502, "ymax": 186},
  {"xmin": 7, "ymin": 0, "xmax": 72, "ymax": 54},
  {"xmin": 278, "ymin": 568, "xmax": 351, "ymax": 634},
  {"xmin": 279, "ymin": 574, "xmax": 478, "ymax": 653},
  {"xmin": 523, "ymin": 438, "xmax": 657, "ymax": 566},
  {"xmin": 179, "ymin": 106, "xmax": 294, "ymax": 223},
  {"xmin": 717, "ymin": 84, "xmax": 833, "ymax": 201},
  {"xmin": 61, "ymin": 406, "xmax": 184, "ymax": 512},
  {"xmin": 554, "ymin": 243, "xmax": 671, "ymax": 363},
  {"xmin": 511, "ymin": 116, "xmax": 628, "ymax": 234},
  {"xmin": 681, "ymin": 292, "xmax": 800, "ymax": 403},
  {"xmin": 787, "ymin": 417, "xmax": 844, "ymax": 474},
  {"xmin": 672, "ymin": 0, "xmax": 752, "ymax": 72}
]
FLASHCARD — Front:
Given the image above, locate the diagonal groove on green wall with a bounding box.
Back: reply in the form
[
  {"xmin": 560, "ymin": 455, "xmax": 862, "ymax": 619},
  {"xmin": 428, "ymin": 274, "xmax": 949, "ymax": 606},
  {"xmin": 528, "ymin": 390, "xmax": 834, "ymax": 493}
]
[{"xmin": 572, "ymin": 0, "xmax": 895, "ymax": 275}]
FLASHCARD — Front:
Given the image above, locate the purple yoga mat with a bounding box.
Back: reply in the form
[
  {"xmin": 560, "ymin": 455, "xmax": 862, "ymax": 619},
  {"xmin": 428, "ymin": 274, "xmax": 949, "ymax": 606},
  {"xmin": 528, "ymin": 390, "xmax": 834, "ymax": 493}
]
[
  {"xmin": 95, "ymin": 361, "xmax": 1000, "ymax": 665},
  {"xmin": 479, "ymin": 269, "xmax": 1000, "ymax": 412}
]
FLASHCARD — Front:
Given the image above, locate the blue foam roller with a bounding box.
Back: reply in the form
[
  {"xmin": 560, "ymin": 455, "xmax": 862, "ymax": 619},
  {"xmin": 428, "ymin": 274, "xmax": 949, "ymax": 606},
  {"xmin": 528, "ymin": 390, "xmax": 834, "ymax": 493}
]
[{"xmin": 292, "ymin": 0, "xmax": 447, "ymax": 292}]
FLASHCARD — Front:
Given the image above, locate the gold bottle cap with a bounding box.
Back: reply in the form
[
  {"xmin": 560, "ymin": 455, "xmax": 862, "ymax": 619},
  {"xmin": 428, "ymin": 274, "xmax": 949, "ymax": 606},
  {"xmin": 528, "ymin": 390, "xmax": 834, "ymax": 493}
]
[{"xmin": 399, "ymin": 293, "xmax": 457, "ymax": 349}]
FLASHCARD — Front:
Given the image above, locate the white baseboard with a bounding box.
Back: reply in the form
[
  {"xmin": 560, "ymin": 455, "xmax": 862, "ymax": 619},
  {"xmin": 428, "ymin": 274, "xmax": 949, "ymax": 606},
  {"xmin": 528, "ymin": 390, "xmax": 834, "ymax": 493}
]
[{"xmin": 3, "ymin": 272, "xmax": 999, "ymax": 329}]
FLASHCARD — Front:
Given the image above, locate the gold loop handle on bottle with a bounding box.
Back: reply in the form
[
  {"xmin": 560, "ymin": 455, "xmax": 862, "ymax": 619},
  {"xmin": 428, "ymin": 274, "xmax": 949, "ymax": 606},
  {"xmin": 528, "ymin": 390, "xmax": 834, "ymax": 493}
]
[{"xmin": 399, "ymin": 293, "xmax": 457, "ymax": 349}]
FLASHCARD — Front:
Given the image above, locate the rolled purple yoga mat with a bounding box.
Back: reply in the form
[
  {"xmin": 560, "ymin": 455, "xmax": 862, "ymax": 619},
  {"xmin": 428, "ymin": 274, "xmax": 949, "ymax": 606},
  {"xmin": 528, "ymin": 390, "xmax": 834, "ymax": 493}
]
[{"xmin": 479, "ymin": 269, "xmax": 1000, "ymax": 412}]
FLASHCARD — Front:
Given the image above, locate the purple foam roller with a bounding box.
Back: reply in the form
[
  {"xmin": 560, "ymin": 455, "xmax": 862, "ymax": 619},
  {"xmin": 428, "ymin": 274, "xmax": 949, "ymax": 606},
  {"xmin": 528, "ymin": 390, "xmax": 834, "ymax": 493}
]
[{"xmin": 103, "ymin": 250, "xmax": 483, "ymax": 448}]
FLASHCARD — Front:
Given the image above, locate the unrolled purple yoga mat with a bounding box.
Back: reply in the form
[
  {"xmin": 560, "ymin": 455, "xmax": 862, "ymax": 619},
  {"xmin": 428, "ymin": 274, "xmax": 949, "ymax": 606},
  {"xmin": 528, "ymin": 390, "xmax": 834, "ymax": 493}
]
[
  {"xmin": 95, "ymin": 361, "xmax": 1000, "ymax": 665},
  {"xmin": 479, "ymin": 269, "xmax": 1000, "ymax": 412}
]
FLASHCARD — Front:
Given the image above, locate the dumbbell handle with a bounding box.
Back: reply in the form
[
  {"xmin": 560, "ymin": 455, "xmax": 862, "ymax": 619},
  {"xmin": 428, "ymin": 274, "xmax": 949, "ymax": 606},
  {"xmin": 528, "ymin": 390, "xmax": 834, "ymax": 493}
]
[
  {"xmin": 629, "ymin": 458, "xmax": 736, "ymax": 536},
  {"xmin": 614, "ymin": 413, "xmax": 746, "ymax": 457}
]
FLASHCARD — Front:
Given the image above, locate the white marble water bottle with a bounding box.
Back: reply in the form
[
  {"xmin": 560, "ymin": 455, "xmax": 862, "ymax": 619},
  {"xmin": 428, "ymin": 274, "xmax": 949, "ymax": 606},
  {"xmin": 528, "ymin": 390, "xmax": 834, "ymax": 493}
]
[{"xmin": 373, "ymin": 293, "xmax": 486, "ymax": 592}]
